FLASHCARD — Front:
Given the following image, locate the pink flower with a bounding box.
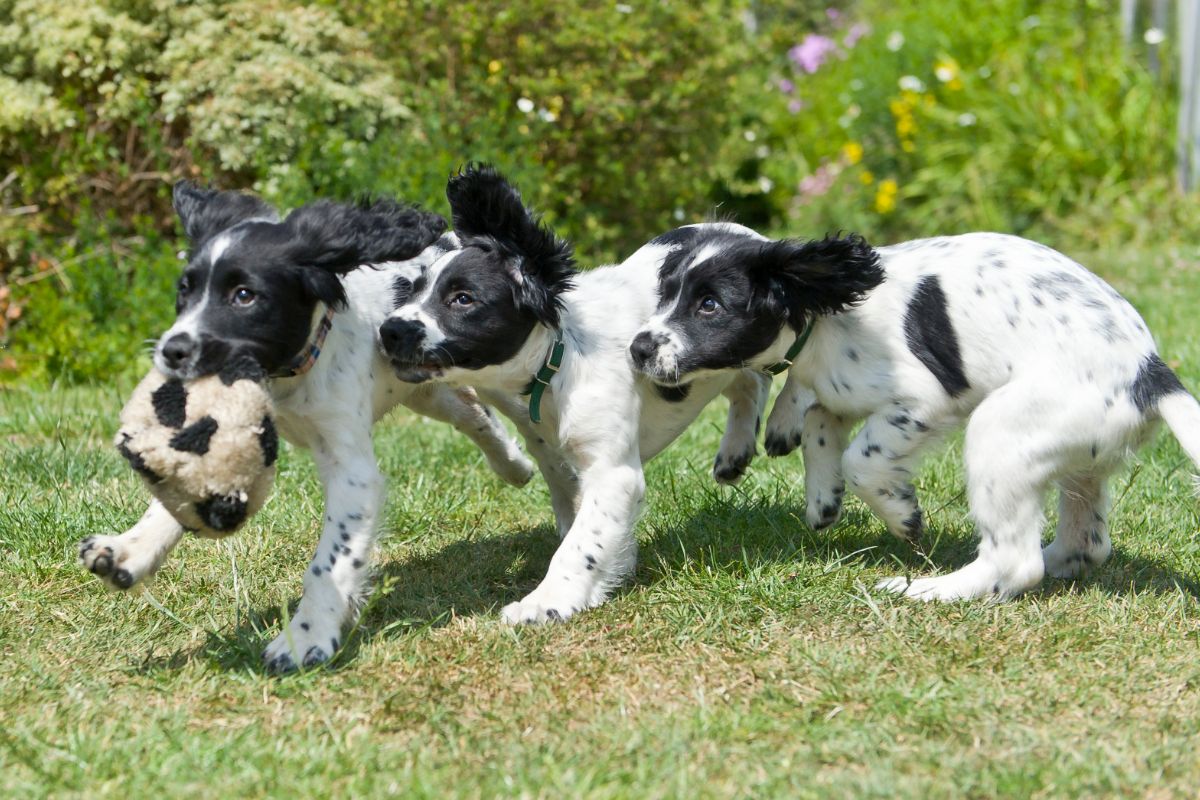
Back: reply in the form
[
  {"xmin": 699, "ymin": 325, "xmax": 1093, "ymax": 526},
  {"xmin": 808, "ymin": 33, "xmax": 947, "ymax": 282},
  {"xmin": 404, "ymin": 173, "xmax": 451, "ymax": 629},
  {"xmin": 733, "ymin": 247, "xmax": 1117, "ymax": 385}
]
[
  {"xmin": 777, "ymin": 78, "xmax": 795, "ymax": 94},
  {"xmin": 826, "ymin": 7, "xmax": 841, "ymax": 20},
  {"xmin": 798, "ymin": 162, "xmax": 838, "ymax": 199},
  {"xmin": 844, "ymin": 22, "xmax": 869, "ymax": 48},
  {"xmin": 788, "ymin": 98, "xmax": 804, "ymax": 114},
  {"xmin": 788, "ymin": 34, "xmax": 837, "ymax": 74}
]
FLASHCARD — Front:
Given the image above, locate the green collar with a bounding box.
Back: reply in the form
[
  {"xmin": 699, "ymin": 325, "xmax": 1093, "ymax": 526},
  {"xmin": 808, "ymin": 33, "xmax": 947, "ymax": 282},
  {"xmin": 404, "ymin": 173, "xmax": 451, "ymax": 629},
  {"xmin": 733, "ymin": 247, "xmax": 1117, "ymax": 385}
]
[
  {"xmin": 521, "ymin": 333, "xmax": 565, "ymax": 423},
  {"xmin": 764, "ymin": 320, "xmax": 814, "ymax": 375}
]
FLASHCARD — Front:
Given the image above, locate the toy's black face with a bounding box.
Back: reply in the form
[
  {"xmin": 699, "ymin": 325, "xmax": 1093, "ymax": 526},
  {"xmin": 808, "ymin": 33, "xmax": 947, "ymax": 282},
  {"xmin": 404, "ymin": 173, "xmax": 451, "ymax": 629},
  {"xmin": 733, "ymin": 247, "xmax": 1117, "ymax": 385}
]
[
  {"xmin": 157, "ymin": 224, "xmax": 331, "ymax": 380},
  {"xmin": 630, "ymin": 234, "xmax": 788, "ymax": 384},
  {"xmin": 629, "ymin": 228, "xmax": 885, "ymax": 384}
]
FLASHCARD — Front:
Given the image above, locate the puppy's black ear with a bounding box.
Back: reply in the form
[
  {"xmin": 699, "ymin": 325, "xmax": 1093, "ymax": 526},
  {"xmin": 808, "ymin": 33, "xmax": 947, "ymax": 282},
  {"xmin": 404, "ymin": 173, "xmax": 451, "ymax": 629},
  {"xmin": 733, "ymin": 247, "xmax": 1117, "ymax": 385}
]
[
  {"xmin": 282, "ymin": 197, "xmax": 447, "ymax": 275},
  {"xmin": 748, "ymin": 234, "xmax": 884, "ymax": 326},
  {"xmin": 446, "ymin": 163, "xmax": 575, "ymax": 326},
  {"xmin": 172, "ymin": 181, "xmax": 278, "ymax": 249}
]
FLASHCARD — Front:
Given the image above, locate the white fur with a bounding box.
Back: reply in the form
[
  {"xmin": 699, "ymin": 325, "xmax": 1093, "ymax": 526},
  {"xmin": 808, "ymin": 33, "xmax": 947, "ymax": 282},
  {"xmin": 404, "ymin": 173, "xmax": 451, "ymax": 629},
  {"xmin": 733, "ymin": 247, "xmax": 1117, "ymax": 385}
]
[{"xmin": 82, "ymin": 242, "xmax": 534, "ymax": 671}]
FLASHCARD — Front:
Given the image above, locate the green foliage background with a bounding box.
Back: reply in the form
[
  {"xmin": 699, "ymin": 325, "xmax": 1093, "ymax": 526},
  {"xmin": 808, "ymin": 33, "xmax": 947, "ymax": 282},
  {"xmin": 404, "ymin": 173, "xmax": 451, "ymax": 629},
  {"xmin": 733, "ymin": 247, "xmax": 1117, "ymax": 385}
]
[{"xmin": 0, "ymin": 0, "xmax": 1194, "ymax": 383}]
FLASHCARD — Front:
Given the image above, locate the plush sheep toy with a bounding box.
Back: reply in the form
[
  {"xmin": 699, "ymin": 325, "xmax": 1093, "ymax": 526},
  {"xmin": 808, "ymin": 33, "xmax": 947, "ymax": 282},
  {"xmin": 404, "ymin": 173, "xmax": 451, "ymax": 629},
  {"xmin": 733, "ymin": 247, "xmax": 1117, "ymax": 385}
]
[{"xmin": 115, "ymin": 358, "xmax": 278, "ymax": 537}]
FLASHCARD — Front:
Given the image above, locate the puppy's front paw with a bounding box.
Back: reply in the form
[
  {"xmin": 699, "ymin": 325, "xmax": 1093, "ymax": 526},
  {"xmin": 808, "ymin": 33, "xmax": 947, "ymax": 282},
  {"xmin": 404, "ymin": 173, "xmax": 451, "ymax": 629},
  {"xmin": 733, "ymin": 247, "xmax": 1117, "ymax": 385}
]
[
  {"xmin": 500, "ymin": 585, "xmax": 588, "ymax": 625},
  {"xmin": 713, "ymin": 449, "xmax": 753, "ymax": 485},
  {"xmin": 78, "ymin": 535, "xmax": 142, "ymax": 590},
  {"xmin": 764, "ymin": 428, "xmax": 802, "ymax": 457},
  {"xmin": 262, "ymin": 620, "xmax": 342, "ymax": 674}
]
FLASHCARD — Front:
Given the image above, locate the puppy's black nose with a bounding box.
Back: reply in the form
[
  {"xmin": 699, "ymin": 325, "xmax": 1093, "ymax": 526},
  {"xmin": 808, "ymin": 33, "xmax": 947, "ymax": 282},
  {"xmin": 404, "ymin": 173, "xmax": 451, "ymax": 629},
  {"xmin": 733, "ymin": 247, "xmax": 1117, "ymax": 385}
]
[
  {"xmin": 160, "ymin": 333, "xmax": 195, "ymax": 369},
  {"xmin": 379, "ymin": 317, "xmax": 426, "ymax": 360},
  {"xmin": 629, "ymin": 331, "xmax": 664, "ymax": 369}
]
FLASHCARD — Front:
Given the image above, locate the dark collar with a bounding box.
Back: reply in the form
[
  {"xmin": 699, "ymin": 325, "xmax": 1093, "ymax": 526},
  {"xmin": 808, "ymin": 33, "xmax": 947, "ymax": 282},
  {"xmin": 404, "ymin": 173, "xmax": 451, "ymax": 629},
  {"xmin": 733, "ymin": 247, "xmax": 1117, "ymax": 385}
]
[
  {"xmin": 521, "ymin": 332, "xmax": 565, "ymax": 423},
  {"xmin": 764, "ymin": 319, "xmax": 814, "ymax": 375},
  {"xmin": 272, "ymin": 306, "xmax": 335, "ymax": 379}
]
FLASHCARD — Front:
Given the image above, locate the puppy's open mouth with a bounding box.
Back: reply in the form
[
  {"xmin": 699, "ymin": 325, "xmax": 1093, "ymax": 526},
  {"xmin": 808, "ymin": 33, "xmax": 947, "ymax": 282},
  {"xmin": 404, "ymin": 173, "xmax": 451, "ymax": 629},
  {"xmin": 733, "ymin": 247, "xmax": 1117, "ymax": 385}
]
[{"xmin": 387, "ymin": 357, "xmax": 444, "ymax": 384}]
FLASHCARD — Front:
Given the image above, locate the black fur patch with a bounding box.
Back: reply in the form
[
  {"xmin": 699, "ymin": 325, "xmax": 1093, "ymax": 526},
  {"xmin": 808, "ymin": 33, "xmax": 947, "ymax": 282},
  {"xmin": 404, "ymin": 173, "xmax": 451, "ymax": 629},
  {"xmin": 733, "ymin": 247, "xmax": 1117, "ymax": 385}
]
[
  {"xmin": 195, "ymin": 493, "xmax": 248, "ymax": 531},
  {"xmin": 392, "ymin": 275, "xmax": 414, "ymax": 308},
  {"xmin": 218, "ymin": 354, "xmax": 266, "ymax": 386},
  {"xmin": 151, "ymin": 379, "xmax": 188, "ymax": 428},
  {"xmin": 169, "ymin": 415, "xmax": 219, "ymax": 455},
  {"xmin": 1130, "ymin": 353, "xmax": 1185, "ymax": 413},
  {"xmin": 259, "ymin": 415, "xmax": 278, "ymax": 466},
  {"xmin": 903, "ymin": 275, "xmax": 969, "ymax": 397},
  {"xmin": 655, "ymin": 382, "xmax": 691, "ymax": 403},
  {"xmin": 117, "ymin": 439, "xmax": 163, "ymax": 484},
  {"xmin": 649, "ymin": 226, "xmax": 703, "ymax": 249}
]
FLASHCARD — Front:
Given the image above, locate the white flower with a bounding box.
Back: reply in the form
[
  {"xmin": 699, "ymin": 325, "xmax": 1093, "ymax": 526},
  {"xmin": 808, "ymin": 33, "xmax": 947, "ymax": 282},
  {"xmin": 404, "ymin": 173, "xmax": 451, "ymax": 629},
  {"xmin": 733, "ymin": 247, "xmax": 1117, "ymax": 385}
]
[
  {"xmin": 886, "ymin": 31, "xmax": 905, "ymax": 51},
  {"xmin": 758, "ymin": 176, "xmax": 774, "ymax": 193},
  {"xmin": 1144, "ymin": 27, "xmax": 1165, "ymax": 45},
  {"xmin": 616, "ymin": 3, "xmax": 633, "ymax": 12},
  {"xmin": 755, "ymin": 144, "xmax": 770, "ymax": 159},
  {"xmin": 1020, "ymin": 15, "xmax": 1040, "ymax": 30},
  {"xmin": 673, "ymin": 208, "xmax": 686, "ymax": 221},
  {"xmin": 957, "ymin": 112, "xmax": 977, "ymax": 126},
  {"xmin": 898, "ymin": 75, "xmax": 925, "ymax": 92},
  {"xmin": 538, "ymin": 108, "xmax": 557, "ymax": 122},
  {"xmin": 935, "ymin": 65, "xmax": 955, "ymax": 82},
  {"xmin": 743, "ymin": 129, "xmax": 757, "ymax": 142},
  {"xmin": 516, "ymin": 97, "xmax": 534, "ymax": 113}
]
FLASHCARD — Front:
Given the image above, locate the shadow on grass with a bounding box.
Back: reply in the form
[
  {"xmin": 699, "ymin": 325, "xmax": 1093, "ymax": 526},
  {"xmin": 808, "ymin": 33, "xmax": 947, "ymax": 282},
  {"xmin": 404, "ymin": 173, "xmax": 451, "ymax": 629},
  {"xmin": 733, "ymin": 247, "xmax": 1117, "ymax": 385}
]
[{"xmin": 141, "ymin": 495, "xmax": 1200, "ymax": 675}]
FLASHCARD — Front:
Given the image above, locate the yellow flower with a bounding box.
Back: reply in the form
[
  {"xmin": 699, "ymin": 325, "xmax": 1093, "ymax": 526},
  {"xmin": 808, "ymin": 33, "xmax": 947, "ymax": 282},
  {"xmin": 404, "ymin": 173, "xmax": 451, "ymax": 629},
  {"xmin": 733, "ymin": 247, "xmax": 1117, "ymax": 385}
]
[
  {"xmin": 875, "ymin": 179, "xmax": 898, "ymax": 214},
  {"xmin": 896, "ymin": 115, "xmax": 916, "ymax": 138},
  {"xmin": 859, "ymin": 170, "xmax": 875, "ymax": 185},
  {"xmin": 934, "ymin": 57, "xmax": 959, "ymax": 83},
  {"xmin": 842, "ymin": 141, "xmax": 863, "ymax": 165},
  {"xmin": 488, "ymin": 59, "xmax": 503, "ymax": 74}
]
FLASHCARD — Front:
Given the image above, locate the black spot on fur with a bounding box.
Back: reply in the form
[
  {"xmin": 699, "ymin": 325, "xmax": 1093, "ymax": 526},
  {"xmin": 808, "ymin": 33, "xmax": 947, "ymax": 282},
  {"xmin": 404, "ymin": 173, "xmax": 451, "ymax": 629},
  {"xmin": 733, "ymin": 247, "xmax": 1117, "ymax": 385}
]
[
  {"xmin": 218, "ymin": 353, "xmax": 266, "ymax": 386},
  {"xmin": 904, "ymin": 275, "xmax": 969, "ymax": 397},
  {"xmin": 118, "ymin": 440, "xmax": 163, "ymax": 484},
  {"xmin": 259, "ymin": 415, "xmax": 278, "ymax": 466},
  {"xmin": 301, "ymin": 622, "xmax": 310, "ymax": 631},
  {"xmin": 1129, "ymin": 354, "xmax": 1185, "ymax": 413},
  {"xmin": 169, "ymin": 415, "xmax": 219, "ymax": 455},
  {"xmin": 195, "ymin": 493, "xmax": 248, "ymax": 531},
  {"xmin": 656, "ymin": 382, "xmax": 691, "ymax": 403},
  {"xmin": 151, "ymin": 379, "xmax": 188, "ymax": 428},
  {"xmin": 391, "ymin": 275, "xmax": 413, "ymax": 308}
]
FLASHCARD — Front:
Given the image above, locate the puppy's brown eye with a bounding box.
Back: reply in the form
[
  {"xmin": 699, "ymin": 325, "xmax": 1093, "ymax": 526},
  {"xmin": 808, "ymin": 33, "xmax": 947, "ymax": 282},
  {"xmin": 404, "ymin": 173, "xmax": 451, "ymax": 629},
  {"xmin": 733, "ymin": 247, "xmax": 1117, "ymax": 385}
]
[
  {"xmin": 449, "ymin": 292, "xmax": 474, "ymax": 307},
  {"xmin": 231, "ymin": 286, "xmax": 256, "ymax": 306},
  {"xmin": 698, "ymin": 296, "xmax": 720, "ymax": 314}
]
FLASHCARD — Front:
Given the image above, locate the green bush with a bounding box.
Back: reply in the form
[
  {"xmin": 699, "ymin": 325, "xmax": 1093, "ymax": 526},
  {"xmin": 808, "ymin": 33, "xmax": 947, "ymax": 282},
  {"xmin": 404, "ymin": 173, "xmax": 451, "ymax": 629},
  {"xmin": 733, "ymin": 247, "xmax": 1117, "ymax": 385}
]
[{"xmin": 723, "ymin": 0, "xmax": 1192, "ymax": 248}]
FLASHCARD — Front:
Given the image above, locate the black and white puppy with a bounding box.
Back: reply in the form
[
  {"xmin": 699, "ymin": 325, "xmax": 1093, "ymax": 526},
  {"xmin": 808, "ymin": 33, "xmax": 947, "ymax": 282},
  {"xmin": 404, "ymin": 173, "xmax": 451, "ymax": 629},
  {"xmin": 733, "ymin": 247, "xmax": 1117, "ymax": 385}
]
[
  {"xmin": 633, "ymin": 228, "xmax": 1200, "ymax": 601},
  {"xmin": 79, "ymin": 183, "xmax": 534, "ymax": 672},
  {"xmin": 378, "ymin": 165, "xmax": 770, "ymax": 623}
]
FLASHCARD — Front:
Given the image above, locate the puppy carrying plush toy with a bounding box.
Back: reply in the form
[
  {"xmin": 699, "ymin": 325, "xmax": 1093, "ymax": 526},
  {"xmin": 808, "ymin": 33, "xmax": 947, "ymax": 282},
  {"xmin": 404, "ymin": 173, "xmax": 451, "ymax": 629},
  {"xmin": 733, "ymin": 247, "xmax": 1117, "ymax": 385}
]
[{"xmin": 115, "ymin": 357, "xmax": 278, "ymax": 537}]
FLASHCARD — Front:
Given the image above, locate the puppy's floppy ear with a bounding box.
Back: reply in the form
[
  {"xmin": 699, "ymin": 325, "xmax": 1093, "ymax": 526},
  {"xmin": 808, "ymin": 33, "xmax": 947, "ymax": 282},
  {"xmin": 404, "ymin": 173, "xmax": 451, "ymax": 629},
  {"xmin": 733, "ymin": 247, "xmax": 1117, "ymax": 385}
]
[
  {"xmin": 747, "ymin": 234, "xmax": 883, "ymax": 326},
  {"xmin": 173, "ymin": 181, "xmax": 279, "ymax": 249},
  {"xmin": 446, "ymin": 163, "xmax": 576, "ymax": 326},
  {"xmin": 283, "ymin": 197, "xmax": 448, "ymax": 275}
]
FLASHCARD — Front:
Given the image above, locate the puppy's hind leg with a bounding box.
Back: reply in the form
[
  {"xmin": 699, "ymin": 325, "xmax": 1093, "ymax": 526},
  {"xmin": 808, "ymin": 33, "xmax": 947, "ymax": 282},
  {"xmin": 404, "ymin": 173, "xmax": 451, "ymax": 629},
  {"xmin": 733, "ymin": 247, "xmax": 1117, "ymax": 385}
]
[
  {"xmin": 1043, "ymin": 473, "xmax": 1112, "ymax": 579},
  {"xmin": 798, "ymin": 404, "xmax": 851, "ymax": 530},
  {"xmin": 879, "ymin": 383, "xmax": 1057, "ymax": 601},
  {"xmin": 713, "ymin": 370, "xmax": 771, "ymax": 485},
  {"xmin": 405, "ymin": 384, "xmax": 534, "ymax": 487}
]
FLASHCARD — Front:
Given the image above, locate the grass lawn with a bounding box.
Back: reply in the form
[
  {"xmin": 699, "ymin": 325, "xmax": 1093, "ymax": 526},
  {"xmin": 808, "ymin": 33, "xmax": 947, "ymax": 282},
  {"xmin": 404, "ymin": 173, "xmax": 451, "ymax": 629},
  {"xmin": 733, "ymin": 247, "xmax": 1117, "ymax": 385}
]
[{"xmin": 3, "ymin": 244, "xmax": 1200, "ymax": 798}]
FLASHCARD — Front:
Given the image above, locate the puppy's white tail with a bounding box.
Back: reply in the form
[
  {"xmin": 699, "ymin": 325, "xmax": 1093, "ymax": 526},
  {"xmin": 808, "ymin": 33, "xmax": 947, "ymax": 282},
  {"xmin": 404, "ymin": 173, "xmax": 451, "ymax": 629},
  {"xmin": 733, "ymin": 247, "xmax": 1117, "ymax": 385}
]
[{"xmin": 1157, "ymin": 391, "xmax": 1200, "ymax": 474}]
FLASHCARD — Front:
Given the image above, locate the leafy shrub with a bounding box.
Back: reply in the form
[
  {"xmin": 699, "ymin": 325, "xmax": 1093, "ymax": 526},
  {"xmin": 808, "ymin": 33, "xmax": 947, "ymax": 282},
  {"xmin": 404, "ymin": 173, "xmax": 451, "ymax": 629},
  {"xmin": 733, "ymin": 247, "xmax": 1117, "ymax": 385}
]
[{"xmin": 722, "ymin": 0, "xmax": 1191, "ymax": 248}]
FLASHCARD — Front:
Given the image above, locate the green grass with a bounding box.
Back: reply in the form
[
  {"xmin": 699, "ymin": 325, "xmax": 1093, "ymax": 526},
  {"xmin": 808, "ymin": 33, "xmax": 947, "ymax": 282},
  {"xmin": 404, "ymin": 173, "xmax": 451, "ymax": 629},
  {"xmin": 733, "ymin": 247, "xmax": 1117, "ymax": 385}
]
[{"xmin": 3, "ymin": 245, "xmax": 1200, "ymax": 798}]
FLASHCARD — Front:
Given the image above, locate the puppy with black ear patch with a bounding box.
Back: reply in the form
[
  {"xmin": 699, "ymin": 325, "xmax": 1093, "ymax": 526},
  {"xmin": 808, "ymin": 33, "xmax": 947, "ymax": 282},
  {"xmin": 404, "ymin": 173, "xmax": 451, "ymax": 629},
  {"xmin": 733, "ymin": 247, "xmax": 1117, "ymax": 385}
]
[
  {"xmin": 380, "ymin": 165, "xmax": 770, "ymax": 624},
  {"xmin": 78, "ymin": 182, "xmax": 534, "ymax": 673},
  {"xmin": 634, "ymin": 229, "xmax": 1200, "ymax": 603}
]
